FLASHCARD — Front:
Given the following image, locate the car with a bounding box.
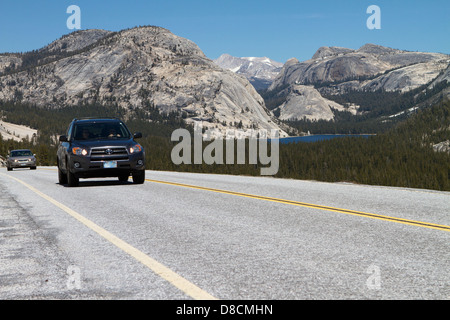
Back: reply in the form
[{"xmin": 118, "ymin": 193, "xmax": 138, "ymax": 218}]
[
  {"xmin": 6, "ymin": 149, "xmax": 37, "ymax": 171},
  {"xmin": 57, "ymin": 117, "xmax": 145, "ymax": 187}
]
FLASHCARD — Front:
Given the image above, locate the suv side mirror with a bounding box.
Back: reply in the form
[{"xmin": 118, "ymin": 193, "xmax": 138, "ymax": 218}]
[
  {"xmin": 59, "ymin": 135, "xmax": 68, "ymax": 142},
  {"xmin": 133, "ymin": 132, "xmax": 142, "ymax": 139}
]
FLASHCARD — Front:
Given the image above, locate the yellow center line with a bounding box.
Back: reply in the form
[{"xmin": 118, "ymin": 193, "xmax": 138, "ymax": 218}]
[
  {"xmin": 0, "ymin": 172, "xmax": 217, "ymax": 300},
  {"xmin": 146, "ymin": 178, "xmax": 450, "ymax": 232}
]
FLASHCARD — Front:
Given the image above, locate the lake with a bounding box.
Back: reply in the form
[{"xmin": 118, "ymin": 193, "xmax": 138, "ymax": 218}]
[{"xmin": 279, "ymin": 134, "xmax": 373, "ymax": 144}]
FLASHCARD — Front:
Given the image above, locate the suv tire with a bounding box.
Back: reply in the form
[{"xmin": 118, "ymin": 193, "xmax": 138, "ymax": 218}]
[
  {"xmin": 67, "ymin": 168, "xmax": 79, "ymax": 187},
  {"xmin": 132, "ymin": 170, "xmax": 145, "ymax": 184},
  {"xmin": 58, "ymin": 165, "xmax": 68, "ymax": 185}
]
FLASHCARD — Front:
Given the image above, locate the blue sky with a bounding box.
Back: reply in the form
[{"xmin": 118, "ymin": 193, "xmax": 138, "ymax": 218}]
[{"xmin": 0, "ymin": 0, "xmax": 449, "ymax": 63}]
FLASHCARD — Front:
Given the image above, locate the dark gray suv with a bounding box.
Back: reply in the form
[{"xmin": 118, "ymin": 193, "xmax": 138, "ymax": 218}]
[{"xmin": 57, "ymin": 118, "xmax": 145, "ymax": 187}]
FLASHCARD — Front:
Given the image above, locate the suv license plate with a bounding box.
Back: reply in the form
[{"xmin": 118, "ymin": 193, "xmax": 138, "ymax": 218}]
[{"xmin": 103, "ymin": 161, "xmax": 117, "ymax": 168}]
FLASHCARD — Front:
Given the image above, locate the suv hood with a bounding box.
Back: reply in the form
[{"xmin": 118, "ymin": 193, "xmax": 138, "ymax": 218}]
[{"xmin": 72, "ymin": 139, "xmax": 136, "ymax": 148}]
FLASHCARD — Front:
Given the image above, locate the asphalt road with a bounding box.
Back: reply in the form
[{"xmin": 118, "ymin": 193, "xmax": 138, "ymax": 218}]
[{"xmin": 0, "ymin": 167, "xmax": 449, "ymax": 300}]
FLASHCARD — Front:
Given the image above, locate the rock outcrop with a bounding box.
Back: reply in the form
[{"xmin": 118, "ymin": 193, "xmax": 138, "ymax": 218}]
[
  {"xmin": 0, "ymin": 120, "xmax": 38, "ymax": 142},
  {"xmin": 433, "ymin": 140, "xmax": 450, "ymax": 153},
  {"xmin": 274, "ymin": 85, "xmax": 357, "ymax": 121}
]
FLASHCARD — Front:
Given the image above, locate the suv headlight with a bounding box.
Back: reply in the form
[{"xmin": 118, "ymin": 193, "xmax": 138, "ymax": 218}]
[
  {"xmin": 129, "ymin": 144, "xmax": 142, "ymax": 154},
  {"xmin": 72, "ymin": 147, "xmax": 88, "ymax": 156}
]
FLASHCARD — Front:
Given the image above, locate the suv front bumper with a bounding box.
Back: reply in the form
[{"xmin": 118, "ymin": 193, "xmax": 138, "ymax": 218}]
[{"xmin": 68, "ymin": 150, "xmax": 145, "ymax": 178}]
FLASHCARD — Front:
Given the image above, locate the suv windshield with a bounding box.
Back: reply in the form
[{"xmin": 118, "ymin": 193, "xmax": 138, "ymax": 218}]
[
  {"xmin": 72, "ymin": 122, "xmax": 131, "ymax": 141},
  {"xmin": 11, "ymin": 150, "xmax": 33, "ymax": 157}
]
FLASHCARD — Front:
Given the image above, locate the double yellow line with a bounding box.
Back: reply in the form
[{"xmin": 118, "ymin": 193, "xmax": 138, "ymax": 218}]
[{"xmin": 146, "ymin": 178, "xmax": 450, "ymax": 232}]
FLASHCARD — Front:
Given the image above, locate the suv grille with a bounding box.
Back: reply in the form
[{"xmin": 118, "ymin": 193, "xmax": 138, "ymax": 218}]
[{"xmin": 90, "ymin": 147, "xmax": 129, "ymax": 161}]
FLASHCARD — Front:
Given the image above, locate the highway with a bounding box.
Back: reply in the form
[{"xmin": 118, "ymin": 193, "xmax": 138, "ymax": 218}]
[{"xmin": 0, "ymin": 167, "xmax": 449, "ymax": 300}]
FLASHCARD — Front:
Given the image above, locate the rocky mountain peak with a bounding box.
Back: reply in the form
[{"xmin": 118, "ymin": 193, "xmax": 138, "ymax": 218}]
[
  {"xmin": 39, "ymin": 29, "xmax": 113, "ymax": 53},
  {"xmin": 311, "ymin": 46, "xmax": 355, "ymax": 60},
  {"xmin": 284, "ymin": 57, "xmax": 299, "ymax": 66},
  {"xmin": 115, "ymin": 26, "xmax": 207, "ymax": 58},
  {"xmin": 357, "ymin": 43, "xmax": 401, "ymax": 55}
]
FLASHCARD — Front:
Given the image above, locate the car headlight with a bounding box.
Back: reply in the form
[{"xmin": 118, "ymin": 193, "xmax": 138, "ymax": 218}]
[
  {"xmin": 72, "ymin": 147, "xmax": 88, "ymax": 156},
  {"xmin": 129, "ymin": 144, "xmax": 142, "ymax": 154}
]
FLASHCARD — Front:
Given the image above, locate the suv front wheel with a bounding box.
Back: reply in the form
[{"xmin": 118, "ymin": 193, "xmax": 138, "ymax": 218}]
[
  {"xmin": 58, "ymin": 164, "xmax": 67, "ymax": 185},
  {"xmin": 132, "ymin": 170, "xmax": 145, "ymax": 184},
  {"xmin": 66, "ymin": 162, "xmax": 79, "ymax": 187}
]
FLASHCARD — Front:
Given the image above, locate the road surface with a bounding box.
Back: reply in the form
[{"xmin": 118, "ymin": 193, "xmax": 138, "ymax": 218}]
[{"xmin": 0, "ymin": 167, "xmax": 449, "ymax": 300}]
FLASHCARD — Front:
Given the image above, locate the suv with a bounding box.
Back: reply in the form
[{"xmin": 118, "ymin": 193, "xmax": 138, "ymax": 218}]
[
  {"xmin": 6, "ymin": 149, "xmax": 37, "ymax": 171},
  {"xmin": 57, "ymin": 118, "xmax": 145, "ymax": 187}
]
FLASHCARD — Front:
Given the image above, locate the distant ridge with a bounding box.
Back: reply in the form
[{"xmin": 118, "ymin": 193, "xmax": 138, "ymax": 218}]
[
  {"xmin": 267, "ymin": 43, "xmax": 449, "ymax": 121},
  {"xmin": 214, "ymin": 54, "xmax": 283, "ymax": 90}
]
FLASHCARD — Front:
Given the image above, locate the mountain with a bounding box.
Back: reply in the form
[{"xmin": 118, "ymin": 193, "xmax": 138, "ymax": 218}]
[
  {"xmin": 214, "ymin": 54, "xmax": 283, "ymax": 90},
  {"xmin": 270, "ymin": 44, "xmax": 448, "ymax": 92},
  {"xmin": 0, "ymin": 26, "xmax": 288, "ymax": 137},
  {"xmin": 267, "ymin": 44, "xmax": 449, "ymax": 121}
]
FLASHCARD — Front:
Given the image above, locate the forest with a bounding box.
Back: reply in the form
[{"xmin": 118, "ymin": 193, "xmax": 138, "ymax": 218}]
[{"xmin": 0, "ymin": 97, "xmax": 449, "ymax": 191}]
